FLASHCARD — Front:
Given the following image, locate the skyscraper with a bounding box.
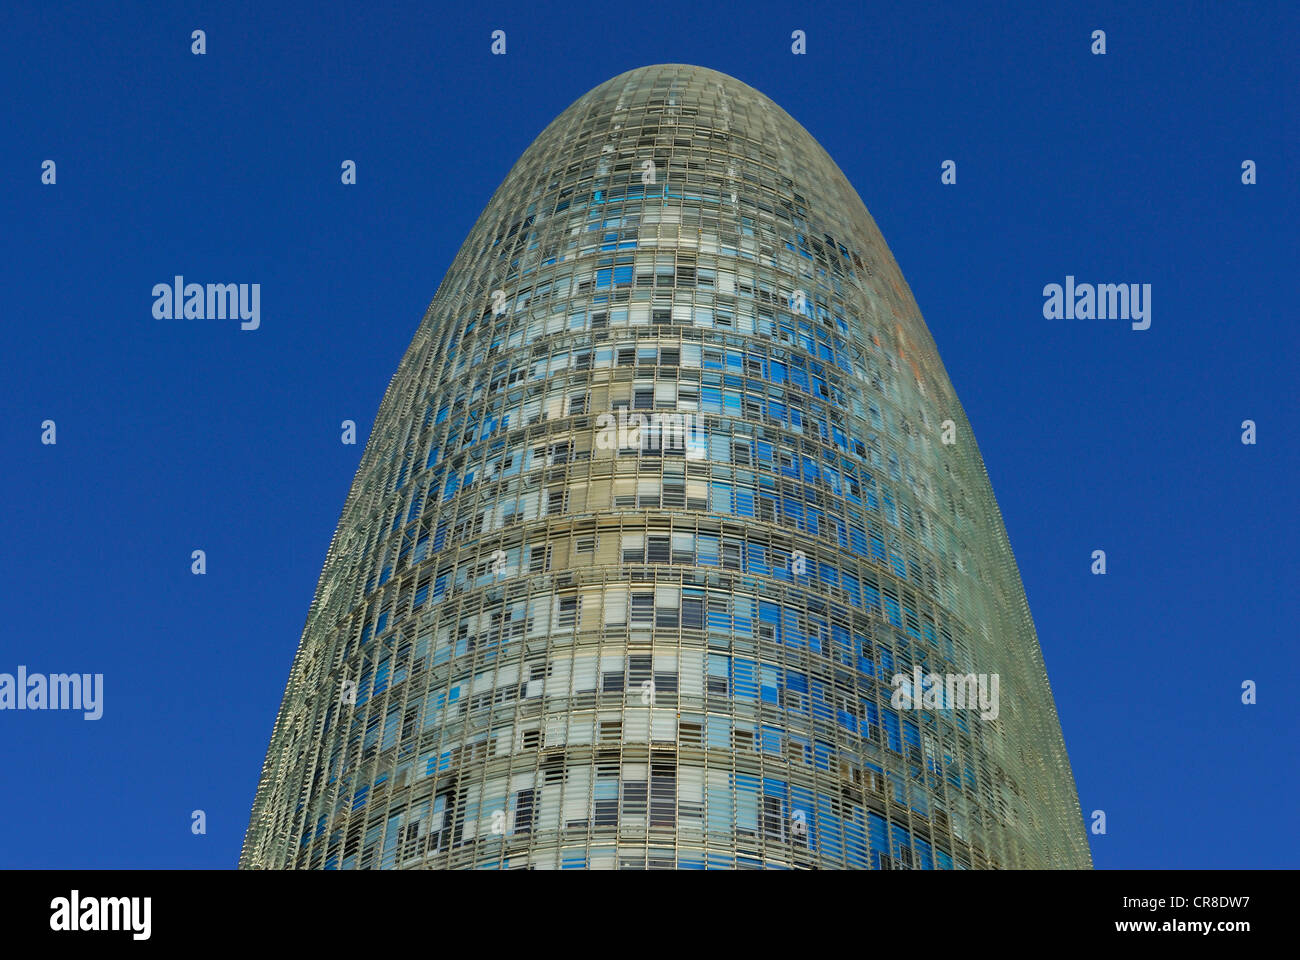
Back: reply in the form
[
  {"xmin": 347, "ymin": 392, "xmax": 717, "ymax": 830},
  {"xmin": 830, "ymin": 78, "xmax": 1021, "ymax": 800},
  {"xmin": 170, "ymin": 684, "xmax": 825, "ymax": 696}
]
[{"xmin": 241, "ymin": 64, "xmax": 1091, "ymax": 870}]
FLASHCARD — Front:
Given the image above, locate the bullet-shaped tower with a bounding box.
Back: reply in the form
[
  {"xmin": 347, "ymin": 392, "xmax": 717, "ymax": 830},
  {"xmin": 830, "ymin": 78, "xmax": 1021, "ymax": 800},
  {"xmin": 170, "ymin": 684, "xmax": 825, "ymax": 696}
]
[{"xmin": 242, "ymin": 64, "xmax": 1091, "ymax": 870}]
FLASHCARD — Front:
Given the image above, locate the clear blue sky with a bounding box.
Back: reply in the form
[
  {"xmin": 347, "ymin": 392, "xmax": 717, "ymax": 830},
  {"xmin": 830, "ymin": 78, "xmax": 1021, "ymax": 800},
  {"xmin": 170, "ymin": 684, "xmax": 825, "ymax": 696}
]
[{"xmin": 1, "ymin": 0, "xmax": 1295, "ymax": 868}]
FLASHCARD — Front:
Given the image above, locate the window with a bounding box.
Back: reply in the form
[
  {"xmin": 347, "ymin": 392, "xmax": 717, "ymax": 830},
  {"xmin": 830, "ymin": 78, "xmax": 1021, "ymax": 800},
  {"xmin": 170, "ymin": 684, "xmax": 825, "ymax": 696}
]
[
  {"xmin": 655, "ymin": 586, "xmax": 680, "ymax": 627},
  {"xmin": 681, "ymin": 595, "xmax": 704, "ymax": 630},
  {"xmin": 671, "ymin": 532, "xmax": 694, "ymax": 564},
  {"xmin": 529, "ymin": 544, "xmax": 551, "ymax": 573},
  {"xmin": 400, "ymin": 822, "xmax": 424, "ymax": 860},
  {"xmin": 594, "ymin": 771, "xmax": 619, "ymax": 825},
  {"xmin": 650, "ymin": 765, "xmax": 676, "ymax": 827},
  {"xmin": 557, "ymin": 595, "xmax": 579, "ymax": 628},
  {"xmin": 679, "ymin": 721, "xmax": 703, "ymax": 747},
  {"xmin": 647, "ymin": 535, "xmax": 670, "ymax": 564},
  {"xmin": 762, "ymin": 796, "xmax": 785, "ymax": 840},
  {"xmin": 622, "ymin": 780, "xmax": 648, "ymax": 820},
  {"xmin": 622, "ymin": 533, "xmax": 644, "ymax": 563},
  {"xmin": 514, "ymin": 789, "xmax": 535, "ymax": 834},
  {"xmin": 630, "ymin": 593, "xmax": 654, "ymax": 626}
]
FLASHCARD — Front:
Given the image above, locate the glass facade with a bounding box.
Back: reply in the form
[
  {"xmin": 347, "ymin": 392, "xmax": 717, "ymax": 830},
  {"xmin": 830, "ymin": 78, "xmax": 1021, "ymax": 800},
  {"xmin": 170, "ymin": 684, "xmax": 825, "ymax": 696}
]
[{"xmin": 241, "ymin": 64, "xmax": 1091, "ymax": 870}]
